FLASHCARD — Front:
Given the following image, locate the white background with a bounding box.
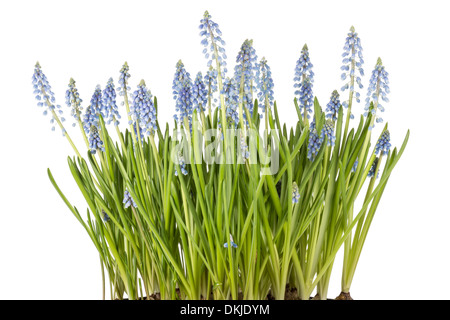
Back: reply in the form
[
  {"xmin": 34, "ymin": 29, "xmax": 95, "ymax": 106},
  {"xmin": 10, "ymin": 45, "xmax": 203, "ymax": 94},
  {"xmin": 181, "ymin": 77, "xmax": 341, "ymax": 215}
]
[{"xmin": 0, "ymin": 0, "xmax": 449, "ymax": 300}]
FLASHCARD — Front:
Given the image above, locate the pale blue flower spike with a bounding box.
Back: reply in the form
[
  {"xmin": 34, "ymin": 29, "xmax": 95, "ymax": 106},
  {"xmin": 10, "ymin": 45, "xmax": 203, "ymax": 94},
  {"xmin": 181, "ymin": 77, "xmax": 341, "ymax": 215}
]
[
  {"xmin": 221, "ymin": 77, "xmax": 239, "ymax": 127},
  {"xmin": 81, "ymin": 86, "xmax": 105, "ymax": 154},
  {"xmin": 325, "ymin": 90, "xmax": 341, "ymax": 122},
  {"xmin": 123, "ymin": 190, "xmax": 138, "ymax": 208},
  {"xmin": 240, "ymin": 136, "xmax": 250, "ymax": 161},
  {"xmin": 32, "ymin": 62, "xmax": 65, "ymax": 134},
  {"xmin": 172, "ymin": 60, "xmax": 193, "ymax": 128},
  {"xmin": 65, "ymin": 78, "xmax": 83, "ymax": 127},
  {"xmin": 375, "ymin": 130, "xmax": 391, "ymax": 156},
  {"xmin": 234, "ymin": 39, "xmax": 258, "ymax": 119},
  {"xmin": 102, "ymin": 78, "xmax": 121, "ymax": 126},
  {"xmin": 255, "ymin": 57, "xmax": 274, "ymax": 112},
  {"xmin": 175, "ymin": 152, "xmax": 188, "ymax": 176},
  {"xmin": 224, "ymin": 234, "xmax": 238, "ymax": 248},
  {"xmin": 292, "ymin": 182, "xmax": 300, "ymax": 204},
  {"xmin": 130, "ymin": 80, "xmax": 157, "ymax": 136},
  {"xmin": 368, "ymin": 157, "xmax": 380, "ymax": 179},
  {"xmin": 341, "ymin": 26, "xmax": 364, "ymax": 119},
  {"xmin": 102, "ymin": 211, "xmax": 110, "ymax": 222},
  {"xmin": 192, "ymin": 72, "xmax": 207, "ymax": 113},
  {"xmin": 351, "ymin": 157, "xmax": 359, "ymax": 173},
  {"xmin": 293, "ymin": 44, "xmax": 314, "ymax": 120},
  {"xmin": 117, "ymin": 62, "xmax": 131, "ymax": 95},
  {"xmin": 307, "ymin": 128, "xmax": 322, "ymax": 161},
  {"xmin": 199, "ymin": 11, "xmax": 228, "ymax": 76},
  {"xmin": 322, "ymin": 120, "xmax": 336, "ymax": 147},
  {"xmin": 204, "ymin": 67, "xmax": 218, "ymax": 108},
  {"xmin": 365, "ymin": 58, "xmax": 389, "ymax": 126}
]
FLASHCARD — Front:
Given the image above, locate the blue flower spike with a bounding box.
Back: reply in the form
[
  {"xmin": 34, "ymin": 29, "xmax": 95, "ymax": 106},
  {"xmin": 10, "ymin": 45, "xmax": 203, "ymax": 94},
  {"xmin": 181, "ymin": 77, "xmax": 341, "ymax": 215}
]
[
  {"xmin": 322, "ymin": 120, "xmax": 336, "ymax": 147},
  {"xmin": 65, "ymin": 78, "xmax": 83, "ymax": 127},
  {"xmin": 172, "ymin": 60, "xmax": 193, "ymax": 127},
  {"xmin": 351, "ymin": 157, "xmax": 359, "ymax": 173},
  {"xmin": 32, "ymin": 62, "xmax": 66, "ymax": 133},
  {"xmin": 130, "ymin": 80, "xmax": 157, "ymax": 136},
  {"xmin": 240, "ymin": 135, "xmax": 250, "ymax": 161},
  {"xmin": 102, "ymin": 210, "xmax": 110, "ymax": 223},
  {"xmin": 341, "ymin": 26, "xmax": 364, "ymax": 118},
  {"xmin": 368, "ymin": 157, "xmax": 380, "ymax": 179},
  {"xmin": 199, "ymin": 11, "xmax": 228, "ymax": 76},
  {"xmin": 307, "ymin": 128, "xmax": 323, "ymax": 162},
  {"xmin": 82, "ymin": 102, "xmax": 99, "ymax": 135},
  {"xmin": 82, "ymin": 86, "xmax": 105, "ymax": 153},
  {"xmin": 123, "ymin": 190, "xmax": 138, "ymax": 209},
  {"xmin": 173, "ymin": 60, "xmax": 191, "ymax": 90},
  {"xmin": 192, "ymin": 72, "xmax": 207, "ymax": 113},
  {"xmin": 298, "ymin": 78, "xmax": 313, "ymax": 120},
  {"xmin": 117, "ymin": 62, "xmax": 131, "ymax": 98},
  {"xmin": 221, "ymin": 77, "xmax": 239, "ymax": 127},
  {"xmin": 234, "ymin": 39, "xmax": 258, "ymax": 118},
  {"xmin": 116, "ymin": 62, "xmax": 133, "ymax": 126},
  {"xmin": 204, "ymin": 67, "xmax": 218, "ymax": 109},
  {"xmin": 88, "ymin": 125, "xmax": 105, "ymax": 154},
  {"xmin": 292, "ymin": 182, "xmax": 300, "ymax": 204},
  {"xmin": 375, "ymin": 130, "xmax": 391, "ymax": 156},
  {"xmin": 224, "ymin": 234, "xmax": 238, "ymax": 248},
  {"xmin": 326, "ymin": 90, "xmax": 341, "ymax": 122},
  {"xmin": 102, "ymin": 78, "xmax": 121, "ymax": 126},
  {"xmin": 174, "ymin": 152, "xmax": 188, "ymax": 176},
  {"xmin": 365, "ymin": 58, "xmax": 389, "ymax": 127},
  {"xmin": 255, "ymin": 57, "xmax": 275, "ymax": 113},
  {"xmin": 294, "ymin": 44, "xmax": 314, "ymax": 121}
]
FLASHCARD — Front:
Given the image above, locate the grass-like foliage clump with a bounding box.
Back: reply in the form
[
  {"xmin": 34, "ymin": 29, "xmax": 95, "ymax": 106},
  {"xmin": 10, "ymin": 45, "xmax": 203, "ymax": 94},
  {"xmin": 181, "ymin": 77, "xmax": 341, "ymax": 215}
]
[{"xmin": 33, "ymin": 11, "xmax": 409, "ymax": 300}]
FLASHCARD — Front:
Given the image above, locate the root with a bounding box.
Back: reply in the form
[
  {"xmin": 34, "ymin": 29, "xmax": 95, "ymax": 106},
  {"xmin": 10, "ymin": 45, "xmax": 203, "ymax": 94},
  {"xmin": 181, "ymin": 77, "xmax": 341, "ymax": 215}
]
[{"xmin": 335, "ymin": 291, "xmax": 353, "ymax": 300}]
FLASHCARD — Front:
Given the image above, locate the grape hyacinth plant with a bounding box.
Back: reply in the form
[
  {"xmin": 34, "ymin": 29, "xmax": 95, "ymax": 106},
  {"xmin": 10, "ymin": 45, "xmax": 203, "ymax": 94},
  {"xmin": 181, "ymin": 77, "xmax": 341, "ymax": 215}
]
[{"xmin": 34, "ymin": 11, "xmax": 409, "ymax": 301}]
